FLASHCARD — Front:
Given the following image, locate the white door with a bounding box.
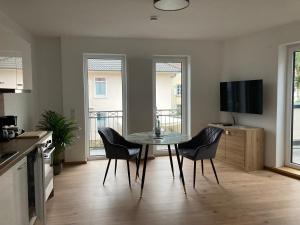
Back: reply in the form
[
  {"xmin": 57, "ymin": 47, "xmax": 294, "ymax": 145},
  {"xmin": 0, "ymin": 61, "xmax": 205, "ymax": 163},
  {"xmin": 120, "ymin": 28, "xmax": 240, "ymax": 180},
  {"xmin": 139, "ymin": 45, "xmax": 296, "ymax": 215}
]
[
  {"xmin": 286, "ymin": 45, "xmax": 300, "ymax": 169},
  {"xmin": 83, "ymin": 54, "xmax": 127, "ymax": 159},
  {"xmin": 153, "ymin": 56, "xmax": 190, "ymax": 155}
]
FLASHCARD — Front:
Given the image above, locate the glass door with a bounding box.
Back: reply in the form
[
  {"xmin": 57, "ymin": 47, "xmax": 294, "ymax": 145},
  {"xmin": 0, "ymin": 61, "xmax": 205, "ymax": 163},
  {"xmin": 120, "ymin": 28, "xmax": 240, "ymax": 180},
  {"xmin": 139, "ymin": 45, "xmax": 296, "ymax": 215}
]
[
  {"xmin": 287, "ymin": 48, "xmax": 300, "ymax": 167},
  {"xmin": 153, "ymin": 56, "xmax": 189, "ymax": 155},
  {"xmin": 84, "ymin": 55, "xmax": 127, "ymax": 159}
]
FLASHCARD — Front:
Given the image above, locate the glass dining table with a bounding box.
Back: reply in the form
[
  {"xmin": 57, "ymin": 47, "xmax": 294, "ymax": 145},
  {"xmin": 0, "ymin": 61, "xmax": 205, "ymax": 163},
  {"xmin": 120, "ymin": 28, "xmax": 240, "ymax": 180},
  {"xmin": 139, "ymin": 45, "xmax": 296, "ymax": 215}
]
[{"xmin": 125, "ymin": 132, "xmax": 191, "ymax": 197}]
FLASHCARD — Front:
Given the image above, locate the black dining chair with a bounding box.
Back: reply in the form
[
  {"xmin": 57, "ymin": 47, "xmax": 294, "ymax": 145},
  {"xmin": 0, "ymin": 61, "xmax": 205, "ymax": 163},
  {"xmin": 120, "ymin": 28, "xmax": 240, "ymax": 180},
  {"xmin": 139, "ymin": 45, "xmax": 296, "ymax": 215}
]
[
  {"xmin": 178, "ymin": 126, "xmax": 223, "ymax": 188},
  {"xmin": 98, "ymin": 127, "xmax": 142, "ymax": 187}
]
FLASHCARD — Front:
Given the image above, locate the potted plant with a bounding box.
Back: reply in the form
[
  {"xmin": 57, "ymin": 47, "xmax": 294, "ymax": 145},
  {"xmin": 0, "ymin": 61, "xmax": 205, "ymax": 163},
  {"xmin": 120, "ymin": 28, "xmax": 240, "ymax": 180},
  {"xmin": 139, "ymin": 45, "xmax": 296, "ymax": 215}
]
[{"xmin": 37, "ymin": 110, "xmax": 78, "ymax": 175}]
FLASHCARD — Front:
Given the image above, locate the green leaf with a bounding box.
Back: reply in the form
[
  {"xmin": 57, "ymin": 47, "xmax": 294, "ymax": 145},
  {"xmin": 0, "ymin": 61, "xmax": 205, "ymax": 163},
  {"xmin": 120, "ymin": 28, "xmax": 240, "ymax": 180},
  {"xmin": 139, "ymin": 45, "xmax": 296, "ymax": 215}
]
[{"xmin": 37, "ymin": 110, "xmax": 78, "ymax": 162}]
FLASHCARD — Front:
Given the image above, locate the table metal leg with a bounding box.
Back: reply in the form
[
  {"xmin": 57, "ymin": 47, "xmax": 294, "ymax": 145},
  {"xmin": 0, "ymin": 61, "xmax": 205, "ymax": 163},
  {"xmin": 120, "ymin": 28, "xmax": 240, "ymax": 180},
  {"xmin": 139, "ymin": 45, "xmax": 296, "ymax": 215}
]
[
  {"xmin": 174, "ymin": 144, "xmax": 186, "ymax": 194},
  {"xmin": 135, "ymin": 146, "xmax": 142, "ymax": 180},
  {"xmin": 167, "ymin": 145, "xmax": 175, "ymax": 178},
  {"xmin": 140, "ymin": 144, "xmax": 149, "ymax": 198}
]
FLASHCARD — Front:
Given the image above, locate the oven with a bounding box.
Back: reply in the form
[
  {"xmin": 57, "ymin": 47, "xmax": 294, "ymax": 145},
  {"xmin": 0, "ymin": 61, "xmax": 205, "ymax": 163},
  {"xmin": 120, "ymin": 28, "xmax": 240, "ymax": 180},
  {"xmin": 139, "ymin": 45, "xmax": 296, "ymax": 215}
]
[
  {"xmin": 39, "ymin": 136, "xmax": 55, "ymax": 201},
  {"xmin": 27, "ymin": 134, "xmax": 54, "ymax": 225}
]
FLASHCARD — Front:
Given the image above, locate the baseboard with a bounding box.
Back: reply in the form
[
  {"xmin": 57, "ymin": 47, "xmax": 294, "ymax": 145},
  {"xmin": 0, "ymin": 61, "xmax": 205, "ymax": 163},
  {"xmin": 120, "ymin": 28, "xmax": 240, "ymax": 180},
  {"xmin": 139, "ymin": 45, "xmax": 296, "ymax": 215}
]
[
  {"xmin": 64, "ymin": 161, "xmax": 87, "ymax": 165},
  {"xmin": 265, "ymin": 166, "xmax": 300, "ymax": 180}
]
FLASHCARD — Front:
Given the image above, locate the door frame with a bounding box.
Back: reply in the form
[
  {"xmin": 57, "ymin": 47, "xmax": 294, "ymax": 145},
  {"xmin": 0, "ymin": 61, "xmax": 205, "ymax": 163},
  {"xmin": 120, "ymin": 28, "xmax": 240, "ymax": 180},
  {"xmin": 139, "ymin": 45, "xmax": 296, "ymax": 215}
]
[
  {"xmin": 83, "ymin": 54, "xmax": 128, "ymax": 160},
  {"xmin": 285, "ymin": 45, "xmax": 300, "ymax": 169},
  {"xmin": 152, "ymin": 55, "xmax": 191, "ymax": 155}
]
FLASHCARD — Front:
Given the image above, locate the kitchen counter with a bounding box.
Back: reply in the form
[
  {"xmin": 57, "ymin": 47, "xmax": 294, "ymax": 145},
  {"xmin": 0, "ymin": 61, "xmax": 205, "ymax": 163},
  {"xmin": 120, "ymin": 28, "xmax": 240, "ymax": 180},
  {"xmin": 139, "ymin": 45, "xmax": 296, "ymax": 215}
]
[{"xmin": 0, "ymin": 131, "xmax": 52, "ymax": 176}]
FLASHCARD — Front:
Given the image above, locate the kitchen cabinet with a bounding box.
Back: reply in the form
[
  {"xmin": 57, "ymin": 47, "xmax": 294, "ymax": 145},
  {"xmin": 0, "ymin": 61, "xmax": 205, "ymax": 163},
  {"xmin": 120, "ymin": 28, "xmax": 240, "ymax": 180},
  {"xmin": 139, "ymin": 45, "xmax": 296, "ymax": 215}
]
[
  {"xmin": 0, "ymin": 161, "xmax": 16, "ymax": 225},
  {"xmin": 0, "ymin": 28, "xmax": 32, "ymax": 91},
  {"xmin": 0, "ymin": 157, "xmax": 29, "ymax": 225}
]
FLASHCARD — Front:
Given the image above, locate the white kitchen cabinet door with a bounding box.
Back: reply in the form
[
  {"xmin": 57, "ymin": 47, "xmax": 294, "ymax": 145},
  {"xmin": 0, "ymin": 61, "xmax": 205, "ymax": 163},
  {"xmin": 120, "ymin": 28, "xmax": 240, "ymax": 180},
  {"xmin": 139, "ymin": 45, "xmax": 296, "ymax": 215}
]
[
  {"xmin": 0, "ymin": 28, "xmax": 33, "ymax": 91},
  {"xmin": 14, "ymin": 158, "xmax": 29, "ymax": 225},
  {"xmin": 0, "ymin": 157, "xmax": 29, "ymax": 225},
  {"xmin": 0, "ymin": 51, "xmax": 18, "ymax": 89},
  {"xmin": 0, "ymin": 164, "xmax": 17, "ymax": 225}
]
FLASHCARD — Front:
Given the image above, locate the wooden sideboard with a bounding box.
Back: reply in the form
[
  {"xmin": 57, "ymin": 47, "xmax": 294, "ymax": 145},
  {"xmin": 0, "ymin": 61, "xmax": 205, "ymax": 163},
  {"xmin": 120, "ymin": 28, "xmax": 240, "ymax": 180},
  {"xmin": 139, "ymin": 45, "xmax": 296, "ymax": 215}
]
[{"xmin": 209, "ymin": 124, "xmax": 264, "ymax": 171}]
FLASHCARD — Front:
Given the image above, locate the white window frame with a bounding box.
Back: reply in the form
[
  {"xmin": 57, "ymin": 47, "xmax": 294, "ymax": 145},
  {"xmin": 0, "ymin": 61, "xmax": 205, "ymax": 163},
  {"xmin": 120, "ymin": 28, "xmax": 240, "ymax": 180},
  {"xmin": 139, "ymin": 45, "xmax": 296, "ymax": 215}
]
[
  {"xmin": 83, "ymin": 54, "xmax": 128, "ymax": 160},
  {"xmin": 152, "ymin": 55, "xmax": 191, "ymax": 156},
  {"xmin": 285, "ymin": 45, "xmax": 300, "ymax": 169},
  {"xmin": 94, "ymin": 77, "xmax": 107, "ymax": 98}
]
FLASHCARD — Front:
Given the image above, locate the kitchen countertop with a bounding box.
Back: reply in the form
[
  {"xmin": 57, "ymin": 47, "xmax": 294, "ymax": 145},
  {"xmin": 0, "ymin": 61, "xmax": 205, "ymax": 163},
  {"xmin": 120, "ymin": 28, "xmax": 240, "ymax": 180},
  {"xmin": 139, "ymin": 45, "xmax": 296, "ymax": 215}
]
[{"xmin": 0, "ymin": 131, "xmax": 52, "ymax": 176}]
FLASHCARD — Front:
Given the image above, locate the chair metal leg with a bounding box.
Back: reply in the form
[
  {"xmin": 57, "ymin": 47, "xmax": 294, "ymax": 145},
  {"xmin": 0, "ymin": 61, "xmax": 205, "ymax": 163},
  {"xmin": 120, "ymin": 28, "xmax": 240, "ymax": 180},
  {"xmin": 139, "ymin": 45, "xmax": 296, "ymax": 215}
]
[
  {"xmin": 201, "ymin": 159, "xmax": 204, "ymax": 175},
  {"xmin": 193, "ymin": 161, "xmax": 196, "ymax": 188},
  {"xmin": 114, "ymin": 159, "xmax": 117, "ymax": 176},
  {"xmin": 136, "ymin": 146, "xmax": 142, "ymax": 180},
  {"xmin": 140, "ymin": 144, "xmax": 149, "ymax": 197},
  {"xmin": 167, "ymin": 145, "xmax": 175, "ymax": 178},
  {"xmin": 210, "ymin": 159, "xmax": 219, "ymax": 184},
  {"xmin": 179, "ymin": 155, "xmax": 184, "ymax": 178},
  {"xmin": 127, "ymin": 160, "xmax": 131, "ymax": 187},
  {"xmin": 181, "ymin": 155, "xmax": 184, "ymax": 168},
  {"xmin": 103, "ymin": 159, "xmax": 111, "ymax": 185}
]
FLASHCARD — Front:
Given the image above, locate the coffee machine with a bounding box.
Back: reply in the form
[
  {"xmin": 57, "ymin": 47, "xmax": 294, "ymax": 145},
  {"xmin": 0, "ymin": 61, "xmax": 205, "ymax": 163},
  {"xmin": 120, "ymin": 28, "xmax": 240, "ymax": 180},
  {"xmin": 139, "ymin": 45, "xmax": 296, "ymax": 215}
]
[{"xmin": 0, "ymin": 116, "xmax": 23, "ymax": 142}]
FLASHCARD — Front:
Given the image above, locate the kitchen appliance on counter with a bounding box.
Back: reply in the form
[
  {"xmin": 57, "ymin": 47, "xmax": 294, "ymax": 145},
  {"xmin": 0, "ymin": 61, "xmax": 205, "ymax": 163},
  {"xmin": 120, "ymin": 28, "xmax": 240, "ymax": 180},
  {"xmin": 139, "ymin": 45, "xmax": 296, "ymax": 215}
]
[{"xmin": 0, "ymin": 115, "xmax": 24, "ymax": 141}]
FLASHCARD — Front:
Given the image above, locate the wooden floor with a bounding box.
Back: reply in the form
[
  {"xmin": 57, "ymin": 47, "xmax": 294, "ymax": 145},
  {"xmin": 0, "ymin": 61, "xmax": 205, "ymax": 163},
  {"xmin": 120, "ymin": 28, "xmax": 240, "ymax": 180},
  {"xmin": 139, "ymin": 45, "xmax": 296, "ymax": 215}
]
[{"xmin": 46, "ymin": 157, "xmax": 300, "ymax": 225}]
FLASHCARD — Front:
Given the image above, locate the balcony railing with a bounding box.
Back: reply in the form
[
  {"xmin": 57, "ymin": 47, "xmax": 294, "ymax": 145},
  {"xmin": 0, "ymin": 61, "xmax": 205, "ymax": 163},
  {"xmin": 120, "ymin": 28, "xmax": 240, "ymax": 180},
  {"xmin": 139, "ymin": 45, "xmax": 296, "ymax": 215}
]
[
  {"xmin": 89, "ymin": 110, "xmax": 123, "ymax": 150},
  {"xmin": 156, "ymin": 109, "xmax": 182, "ymax": 133},
  {"xmin": 88, "ymin": 109, "xmax": 182, "ymax": 154}
]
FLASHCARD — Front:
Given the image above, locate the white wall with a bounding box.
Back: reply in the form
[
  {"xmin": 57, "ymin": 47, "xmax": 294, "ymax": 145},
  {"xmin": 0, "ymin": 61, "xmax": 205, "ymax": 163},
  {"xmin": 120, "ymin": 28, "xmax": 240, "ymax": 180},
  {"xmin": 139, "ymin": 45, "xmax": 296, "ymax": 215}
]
[
  {"xmin": 33, "ymin": 37, "xmax": 63, "ymax": 116},
  {"xmin": 61, "ymin": 37, "xmax": 223, "ymax": 162},
  {"xmin": 221, "ymin": 20, "xmax": 300, "ymax": 167}
]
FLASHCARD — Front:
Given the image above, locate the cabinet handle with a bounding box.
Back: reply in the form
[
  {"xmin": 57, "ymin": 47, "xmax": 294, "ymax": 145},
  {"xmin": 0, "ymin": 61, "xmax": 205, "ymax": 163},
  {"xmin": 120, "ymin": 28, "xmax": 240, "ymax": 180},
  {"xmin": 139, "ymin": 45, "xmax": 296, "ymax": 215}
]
[
  {"xmin": 0, "ymin": 81, "xmax": 5, "ymax": 84},
  {"xmin": 225, "ymin": 130, "xmax": 230, "ymax": 135},
  {"xmin": 17, "ymin": 84, "xmax": 23, "ymax": 86}
]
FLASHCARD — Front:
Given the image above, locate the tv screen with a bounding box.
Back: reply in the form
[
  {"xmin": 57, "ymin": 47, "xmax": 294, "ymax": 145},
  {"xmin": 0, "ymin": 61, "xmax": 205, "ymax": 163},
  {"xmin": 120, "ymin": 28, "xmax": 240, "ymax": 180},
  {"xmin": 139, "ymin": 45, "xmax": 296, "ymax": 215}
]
[{"xmin": 220, "ymin": 80, "xmax": 263, "ymax": 114}]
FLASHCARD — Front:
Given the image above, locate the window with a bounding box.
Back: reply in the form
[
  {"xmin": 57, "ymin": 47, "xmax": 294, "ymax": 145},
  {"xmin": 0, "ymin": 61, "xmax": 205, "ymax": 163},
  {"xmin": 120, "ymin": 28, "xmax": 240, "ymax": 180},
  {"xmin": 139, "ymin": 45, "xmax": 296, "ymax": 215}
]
[{"xmin": 95, "ymin": 77, "xmax": 106, "ymax": 97}]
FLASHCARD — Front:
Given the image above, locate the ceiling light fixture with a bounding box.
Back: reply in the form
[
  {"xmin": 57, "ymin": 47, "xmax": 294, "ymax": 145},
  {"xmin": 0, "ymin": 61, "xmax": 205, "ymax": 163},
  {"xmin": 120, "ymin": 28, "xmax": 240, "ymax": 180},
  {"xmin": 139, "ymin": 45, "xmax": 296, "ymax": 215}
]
[
  {"xmin": 150, "ymin": 15, "xmax": 158, "ymax": 21},
  {"xmin": 153, "ymin": 0, "xmax": 190, "ymax": 11}
]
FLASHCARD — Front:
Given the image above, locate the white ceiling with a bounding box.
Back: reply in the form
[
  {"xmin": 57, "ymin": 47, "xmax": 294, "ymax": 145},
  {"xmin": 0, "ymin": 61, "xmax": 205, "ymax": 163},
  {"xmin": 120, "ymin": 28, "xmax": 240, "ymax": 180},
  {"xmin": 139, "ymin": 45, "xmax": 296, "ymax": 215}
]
[{"xmin": 1, "ymin": 0, "xmax": 300, "ymax": 40}]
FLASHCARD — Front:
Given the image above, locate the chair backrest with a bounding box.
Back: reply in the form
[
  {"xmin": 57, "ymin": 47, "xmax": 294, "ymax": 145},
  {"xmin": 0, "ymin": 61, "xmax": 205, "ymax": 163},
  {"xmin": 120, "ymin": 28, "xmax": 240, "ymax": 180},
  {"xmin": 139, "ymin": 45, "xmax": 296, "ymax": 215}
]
[
  {"xmin": 98, "ymin": 127, "xmax": 123, "ymax": 144},
  {"xmin": 98, "ymin": 127, "xmax": 124, "ymax": 158},
  {"xmin": 194, "ymin": 126, "xmax": 224, "ymax": 160},
  {"xmin": 199, "ymin": 126, "xmax": 223, "ymax": 146}
]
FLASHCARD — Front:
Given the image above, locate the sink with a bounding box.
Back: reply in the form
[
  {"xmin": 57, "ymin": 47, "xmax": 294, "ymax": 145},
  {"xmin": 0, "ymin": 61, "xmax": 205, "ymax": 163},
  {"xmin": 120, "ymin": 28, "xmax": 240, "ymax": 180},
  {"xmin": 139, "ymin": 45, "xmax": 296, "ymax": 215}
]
[{"xmin": 0, "ymin": 151, "xmax": 18, "ymax": 165}]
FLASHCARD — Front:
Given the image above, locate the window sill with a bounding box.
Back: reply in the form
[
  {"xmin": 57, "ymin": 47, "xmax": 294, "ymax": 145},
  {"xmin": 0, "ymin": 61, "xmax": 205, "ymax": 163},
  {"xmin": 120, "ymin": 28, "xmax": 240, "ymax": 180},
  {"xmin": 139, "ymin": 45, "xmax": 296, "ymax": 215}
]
[{"xmin": 265, "ymin": 166, "xmax": 300, "ymax": 180}]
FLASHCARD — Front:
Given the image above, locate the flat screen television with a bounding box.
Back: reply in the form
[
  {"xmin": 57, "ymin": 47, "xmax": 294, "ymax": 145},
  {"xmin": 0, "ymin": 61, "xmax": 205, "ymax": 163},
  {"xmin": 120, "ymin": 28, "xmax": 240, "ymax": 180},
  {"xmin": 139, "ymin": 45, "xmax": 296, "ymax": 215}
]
[{"xmin": 220, "ymin": 79, "xmax": 263, "ymax": 114}]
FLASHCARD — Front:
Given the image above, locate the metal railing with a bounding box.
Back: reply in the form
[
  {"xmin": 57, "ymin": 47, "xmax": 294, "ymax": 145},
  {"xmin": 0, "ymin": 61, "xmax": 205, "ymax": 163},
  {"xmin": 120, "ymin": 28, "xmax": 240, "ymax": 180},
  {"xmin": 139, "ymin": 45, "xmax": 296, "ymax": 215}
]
[
  {"xmin": 89, "ymin": 110, "xmax": 123, "ymax": 150},
  {"xmin": 88, "ymin": 109, "xmax": 182, "ymax": 152},
  {"xmin": 156, "ymin": 109, "xmax": 182, "ymax": 133}
]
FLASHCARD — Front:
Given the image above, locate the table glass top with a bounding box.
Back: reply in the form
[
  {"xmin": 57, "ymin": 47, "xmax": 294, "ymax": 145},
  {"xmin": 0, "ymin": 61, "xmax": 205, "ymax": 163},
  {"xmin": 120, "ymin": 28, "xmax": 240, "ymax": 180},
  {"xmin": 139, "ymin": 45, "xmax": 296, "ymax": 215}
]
[{"xmin": 125, "ymin": 132, "xmax": 191, "ymax": 145}]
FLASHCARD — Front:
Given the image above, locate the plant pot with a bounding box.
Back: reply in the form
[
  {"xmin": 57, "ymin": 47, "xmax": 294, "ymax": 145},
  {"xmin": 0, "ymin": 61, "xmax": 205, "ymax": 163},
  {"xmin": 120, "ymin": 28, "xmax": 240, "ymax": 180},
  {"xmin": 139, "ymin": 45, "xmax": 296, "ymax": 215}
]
[{"xmin": 53, "ymin": 162, "xmax": 63, "ymax": 175}]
